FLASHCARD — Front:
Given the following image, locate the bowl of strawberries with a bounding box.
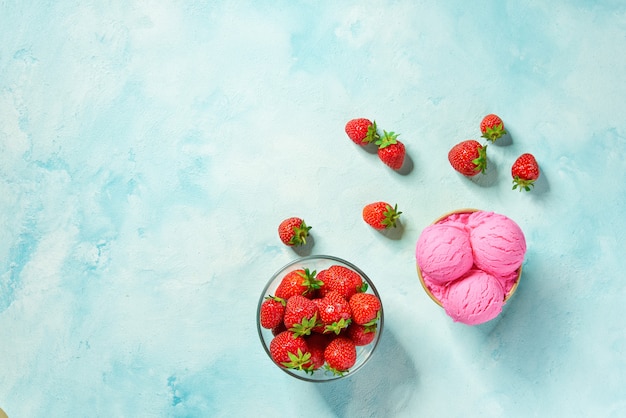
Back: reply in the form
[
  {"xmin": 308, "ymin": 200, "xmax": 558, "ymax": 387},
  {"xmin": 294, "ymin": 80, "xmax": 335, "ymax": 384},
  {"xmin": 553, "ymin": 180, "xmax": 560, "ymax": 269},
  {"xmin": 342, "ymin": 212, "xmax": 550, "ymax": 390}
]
[{"xmin": 257, "ymin": 255, "xmax": 384, "ymax": 382}]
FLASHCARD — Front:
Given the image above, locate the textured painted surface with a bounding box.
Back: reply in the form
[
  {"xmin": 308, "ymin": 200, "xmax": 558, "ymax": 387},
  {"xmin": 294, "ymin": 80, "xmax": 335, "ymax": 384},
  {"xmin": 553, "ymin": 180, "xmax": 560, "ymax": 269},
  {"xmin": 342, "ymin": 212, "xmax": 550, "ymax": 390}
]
[{"xmin": 1, "ymin": 1, "xmax": 625, "ymax": 417}]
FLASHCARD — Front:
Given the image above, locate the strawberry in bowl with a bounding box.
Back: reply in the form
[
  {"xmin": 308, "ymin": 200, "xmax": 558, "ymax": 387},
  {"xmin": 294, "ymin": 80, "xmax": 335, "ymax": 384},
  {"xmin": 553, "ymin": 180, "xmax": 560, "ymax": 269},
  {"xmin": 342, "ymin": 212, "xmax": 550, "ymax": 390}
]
[{"xmin": 257, "ymin": 255, "xmax": 384, "ymax": 381}]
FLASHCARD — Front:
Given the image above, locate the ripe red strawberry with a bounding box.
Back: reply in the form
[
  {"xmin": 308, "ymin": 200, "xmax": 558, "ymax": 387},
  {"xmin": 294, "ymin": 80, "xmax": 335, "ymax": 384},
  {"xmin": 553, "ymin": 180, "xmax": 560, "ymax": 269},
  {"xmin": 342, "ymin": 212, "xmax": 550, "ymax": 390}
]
[
  {"xmin": 324, "ymin": 337, "xmax": 357, "ymax": 375},
  {"xmin": 448, "ymin": 140, "xmax": 487, "ymax": 176},
  {"xmin": 345, "ymin": 118, "xmax": 380, "ymax": 145},
  {"xmin": 269, "ymin": 330, "xmax": 312, "ymax": 371},
  {"xmin": 480, "ymin": 114, "xmax": 507, "ymax": 142},
  {"xmin": 511, "ymin": 153, "xmax": 540, "ymax": 192},
  {"xmin": 349, "ymin": 292, "xmax": 381, "ymax": 325},
  {"xmin": 375, "ymin": 131, "xmax": 406, "ymax": 170},
  {"xmin": 347, "ymin": 323, "xmax": 377, "ymax": 346},
  {"xmin": 260, "ymin": 296, "xmax": 286, "ymax": 329},
  {"xmin": 362, "ymin": 202, "xmax": 402, "ymax": 230},
  {"xmin": 316, "ymin": 291, "xmax": 352, "ymax": 334},
  {"xmin": 283, "ymin": 295, "xmax": 319, "ymax": 336},
  {"xmin": 278, "ymin": 217, "xmax": 311, "ymax": 247},
  {"xmin": 305, "ymin": 334, "xmax": 330, "ymax": 370},
  {"xmin": 275, "ymin": 268, "xmax": 322, "ymax": 300},
  {"xmin": 319, "ymin": 265, "xmax": 364, "ymax": 300}
]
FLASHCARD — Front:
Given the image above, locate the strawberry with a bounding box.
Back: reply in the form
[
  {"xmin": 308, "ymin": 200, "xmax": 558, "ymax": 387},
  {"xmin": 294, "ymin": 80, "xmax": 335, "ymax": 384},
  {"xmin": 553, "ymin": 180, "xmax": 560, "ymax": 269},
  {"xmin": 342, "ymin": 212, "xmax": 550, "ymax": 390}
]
[
  {"xmin": 324, "ymin": 337, "xmax": 357, "ymax": 375},
  {"xmin": 349, "ymin": 292, "xmax": 381, "ymax": 325},
  {"xmin": 278, "ymin": 217, "xmax": 311, "ymax": 247},
  {"xmin": 316, "ymin": 291, "xmax": 352, "ymax": 334},
  {"xmin": 448, "ymin": 140, "xmax": 487, "ymax": 176},
  {"xmin": 283, "ymin": 295, "xmax": 319, "ymax": 336},
  {"xmin": 275, "ymin": 268, "xmax": 322, "ymax": 300},
  {"xmin": 375, "ymin": 131, "xmax": 406, "ymax": 170},
  {"xmin": 319, "ymin": 265, "xmax": 365, "ymax": 300},
  {"xmin": 269, "ymin": 330, "xmax": 312, "ymax": 371},
  {"xmin": 345, "ymin": 118, "xmax": 380, "ymax": 145},
  {"xmin": 480, "ymin": 114, "xmax": 506, "ymax": 142},
  {"xmin": 347, "ymin": 323, "xmax": 377, "ymax": 346},
  {"xmin": 362, "ymin": 202, "xmax": 402, "ymax": 230},
  {"xmin": 260, "ymin": 296, "xmax": 286, "ymax": 329},
  {"xmin": 511, "ymin": 153, "xmax": 540, "ymax": 192},
  {"xmin": 271, "ymin": 322, "xmax": 287, "ymax": 336},
  {"xmin": 305, "ymin": 334, "xmax": 331, "ymax": 370}
]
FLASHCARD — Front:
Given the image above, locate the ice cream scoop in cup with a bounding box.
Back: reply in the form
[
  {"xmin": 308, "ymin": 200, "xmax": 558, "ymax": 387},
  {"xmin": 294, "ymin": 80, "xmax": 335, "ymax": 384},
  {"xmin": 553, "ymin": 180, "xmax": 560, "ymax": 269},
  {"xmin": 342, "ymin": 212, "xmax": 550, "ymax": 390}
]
[{"xmin": 416, "ymin": 209, "xmax": 524, "ymax": 325}]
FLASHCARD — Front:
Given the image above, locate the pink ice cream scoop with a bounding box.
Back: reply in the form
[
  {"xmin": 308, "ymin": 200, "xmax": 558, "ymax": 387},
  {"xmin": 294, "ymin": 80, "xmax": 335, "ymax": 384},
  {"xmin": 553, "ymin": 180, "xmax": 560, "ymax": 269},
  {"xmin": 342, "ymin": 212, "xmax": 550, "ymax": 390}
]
[
  {"xmin": 415, "ymin": 222, "xmax": 473, "ymax": 285},
  {"xmin": 468, "ymin": 211, "xmax": 526, "ymax": 276},
  {"xmin": 443, "ymin": 269, "xmax": 505, "ymax": 325}
]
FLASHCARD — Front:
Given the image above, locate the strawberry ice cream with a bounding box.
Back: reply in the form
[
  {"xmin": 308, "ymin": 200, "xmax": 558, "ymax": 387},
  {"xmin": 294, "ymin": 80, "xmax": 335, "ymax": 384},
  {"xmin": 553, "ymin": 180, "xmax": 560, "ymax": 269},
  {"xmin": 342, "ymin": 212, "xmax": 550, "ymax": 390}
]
[
  {"xmin": 416, "ymin": 209, "xmax": 526, "ymax": 325},
  {"xmin": 415, "ymin": 222, "xmax": 473, "ymax": 285},
  {"xmin": 468, "ymin": 211, "xmax": 526, "ymax": 276},
  {"xmin": 443, "ymin": 269, "xmax": 505, "ymax": 325}
]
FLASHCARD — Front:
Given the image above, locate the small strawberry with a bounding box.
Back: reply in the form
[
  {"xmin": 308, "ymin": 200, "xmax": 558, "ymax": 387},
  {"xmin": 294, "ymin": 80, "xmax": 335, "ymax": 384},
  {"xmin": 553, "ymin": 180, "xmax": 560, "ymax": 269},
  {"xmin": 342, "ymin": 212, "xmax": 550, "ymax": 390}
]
[
  {"xmin": 269, "ymin": 330, "xmax": 312, "ymax": 371},
  {"xmin": 324, "ymin": 337, "xmax": 357, "ymax": 375},
  {"xmin": 347, "ymin": 323, "xmax": 377, "ymax": 346},
  {"xmin": 375, "ymin": 131, "xmax": 406, "ymax": 170},
  {"xmin": 480, "ymin": 114, "xmax": 507, "ymax": 142},
  {"xmin": 448, "ymin": 140, "xmax": 487, "ymax": 176},
  {"xmin": 260, "ymin": 295, "xmax": 286, "ymax": 329},
  {"xmin": 345, "ymin": 118, "xmax": 380, "ymax": 145},
  {"xmin": 362, "ymin": 202, "xmax": 402, "ymax": 230},
  {"xmin": 305, "ymin": 334, "xmax": 331, "ymax": 370},
  {"xmin": 275, "ymin": 268, "xmax": 322, "ymax": 300},
  {"xmin": 278, "ymin": 217, "xmax": 311, "ymax": 247},
  {"xmin": 283, "ymin": 295, "xmax": 319, "ymax": 336},
  {"xmin": 316, "ymin": 291, "xmax": 352, "ymax": 334},
  {"xmin": 319, "ymin": 265, "xmax": 365, "ymax": 300},
  {"xmin": 511, "ymin": 153, "xmax": 540, "ymax": 192},
  {"xmin": 349, "ymin": 292, "xmax": 382, "ymax": 325}
]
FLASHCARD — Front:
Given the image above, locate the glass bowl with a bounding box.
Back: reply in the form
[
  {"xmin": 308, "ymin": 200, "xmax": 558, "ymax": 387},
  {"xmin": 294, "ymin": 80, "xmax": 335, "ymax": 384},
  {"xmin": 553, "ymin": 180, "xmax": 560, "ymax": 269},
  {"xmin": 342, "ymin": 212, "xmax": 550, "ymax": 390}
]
[
  {"xmin": 416, "ymin": 209, "xmax": 523, "ymax": 317},
  {"xmin": 257, "ymin": 255, "xmax": 384, "ymax": 382}
]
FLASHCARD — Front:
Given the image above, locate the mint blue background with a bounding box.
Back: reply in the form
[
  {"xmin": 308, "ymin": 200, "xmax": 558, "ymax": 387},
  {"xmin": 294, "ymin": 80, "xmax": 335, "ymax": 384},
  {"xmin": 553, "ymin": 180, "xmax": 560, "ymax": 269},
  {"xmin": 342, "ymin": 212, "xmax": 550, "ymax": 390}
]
[{"xmin": 1, "ymin": 1, "xmax": 625, "ymax": 417}]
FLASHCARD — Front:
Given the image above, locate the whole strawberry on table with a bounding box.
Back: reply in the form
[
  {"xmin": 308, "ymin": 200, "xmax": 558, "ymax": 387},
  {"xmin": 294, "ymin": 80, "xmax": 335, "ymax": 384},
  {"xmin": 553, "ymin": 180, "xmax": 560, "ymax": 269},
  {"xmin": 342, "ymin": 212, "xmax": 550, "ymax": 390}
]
[
  {"xmin": 278, "ymin": 217, "xmax": 311, "ymax": 247},
  {"xmin": 376, "ymin": 130, "xmax": 406, "ymax": 170},
  {"xmin": 448, "ymin": 139, "xmax": 488, "ymax": 177},
  {"xmin": 345, "ymin": 118, "xmax": 380, "ymax": 146},
  {"xmin": 511, "ymin": 153, "xmax": 540, "ymax": 191},
  {"xmin": 480, "ymin": 113, "xmax": 507, "ymax": 142},
  {"xmin": 362, "ymin": 202, "xmax": 402, "ymax": 230},
  {"xmin": 259, "ymin": 264, "xmax": 383, "ymax": 377}
]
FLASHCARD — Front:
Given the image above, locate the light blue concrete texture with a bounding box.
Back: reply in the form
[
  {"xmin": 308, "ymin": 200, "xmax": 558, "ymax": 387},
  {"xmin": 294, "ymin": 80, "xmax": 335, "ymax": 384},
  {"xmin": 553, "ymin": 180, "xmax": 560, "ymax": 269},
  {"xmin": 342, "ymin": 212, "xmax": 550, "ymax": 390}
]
[{"xmin": 1, "ymin": 1, "xmax": 625, "ymax": 417}]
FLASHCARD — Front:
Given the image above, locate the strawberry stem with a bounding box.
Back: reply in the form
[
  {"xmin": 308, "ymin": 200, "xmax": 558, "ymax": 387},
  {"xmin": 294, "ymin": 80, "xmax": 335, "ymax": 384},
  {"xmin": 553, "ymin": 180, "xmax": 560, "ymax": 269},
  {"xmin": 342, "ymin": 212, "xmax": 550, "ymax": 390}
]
[
  {"xmin": 289, "ymin": 221, "xmax": 311, "ymax": 246},
  {"xmin": 363, "ymin": 120, "xmax": 380, "ymax": 144},
  {"xmin": 298, "ymin": 268, "xmax": 323, "ymax": 294},
  {"xmin": 375, "ymin": 131, "xmax": 399, "ymax": 149},
  {"xmin": 512, "ymin": 177, "xmax": 536, "ymax": 192},
  {"xmin": 382, "ymin": 203, "xmax": 402, "ymax": 228},
  {"xmin": 472, "ymin": 144, "xmax": 488, "ymax": 174},
  {"xmin": 481, "ymin": 123, "xmax": 506, "ymax": 142},
  {"xmin": 289, "ymin": 313, "xmax": 319, "ymax": 337},
  {"xmin": 324, "ymin": 318, "xmax": 352, "ymax": 335}
]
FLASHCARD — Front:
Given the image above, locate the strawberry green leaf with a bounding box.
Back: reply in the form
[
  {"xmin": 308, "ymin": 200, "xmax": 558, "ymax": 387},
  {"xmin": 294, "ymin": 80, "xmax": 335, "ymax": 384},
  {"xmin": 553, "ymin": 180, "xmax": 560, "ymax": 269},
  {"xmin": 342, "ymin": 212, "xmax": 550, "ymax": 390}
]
[
  {"xmin": 375, "ymin": 130, "xmax": 399, "ymax": 149},
  {"xmin": 281, "ymin": 348, "xmax": 314, "ymax": 372},
  {"xmin": 362, "ymin": 311, "xmax": 381, "ymax": 327},
  {"xmin": 289, "ymin": 313, "xmax": 319, "ymax": 337},
  {"xmin": 324, "ymin": 318, "xmax": 352, "ymax": 335}
]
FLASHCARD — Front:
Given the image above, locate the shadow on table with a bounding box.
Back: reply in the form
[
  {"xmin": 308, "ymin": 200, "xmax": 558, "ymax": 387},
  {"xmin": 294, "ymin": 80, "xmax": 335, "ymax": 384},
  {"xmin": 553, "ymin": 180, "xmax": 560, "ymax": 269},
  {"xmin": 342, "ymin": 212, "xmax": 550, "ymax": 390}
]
[
  {"xmin": 472, "ymin": 258, "xmax": 571, "ymax": 379},
  {"xmin": 291, "ymin": 235, "xmax": 315, "ymax": 257},
  {"xmin": 315, "ymin": 329, "xmax": 418, "ymax": 417},
  {"xmin": 469, "ymin": 155, "xmax": 498, "ymax": 187}
]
